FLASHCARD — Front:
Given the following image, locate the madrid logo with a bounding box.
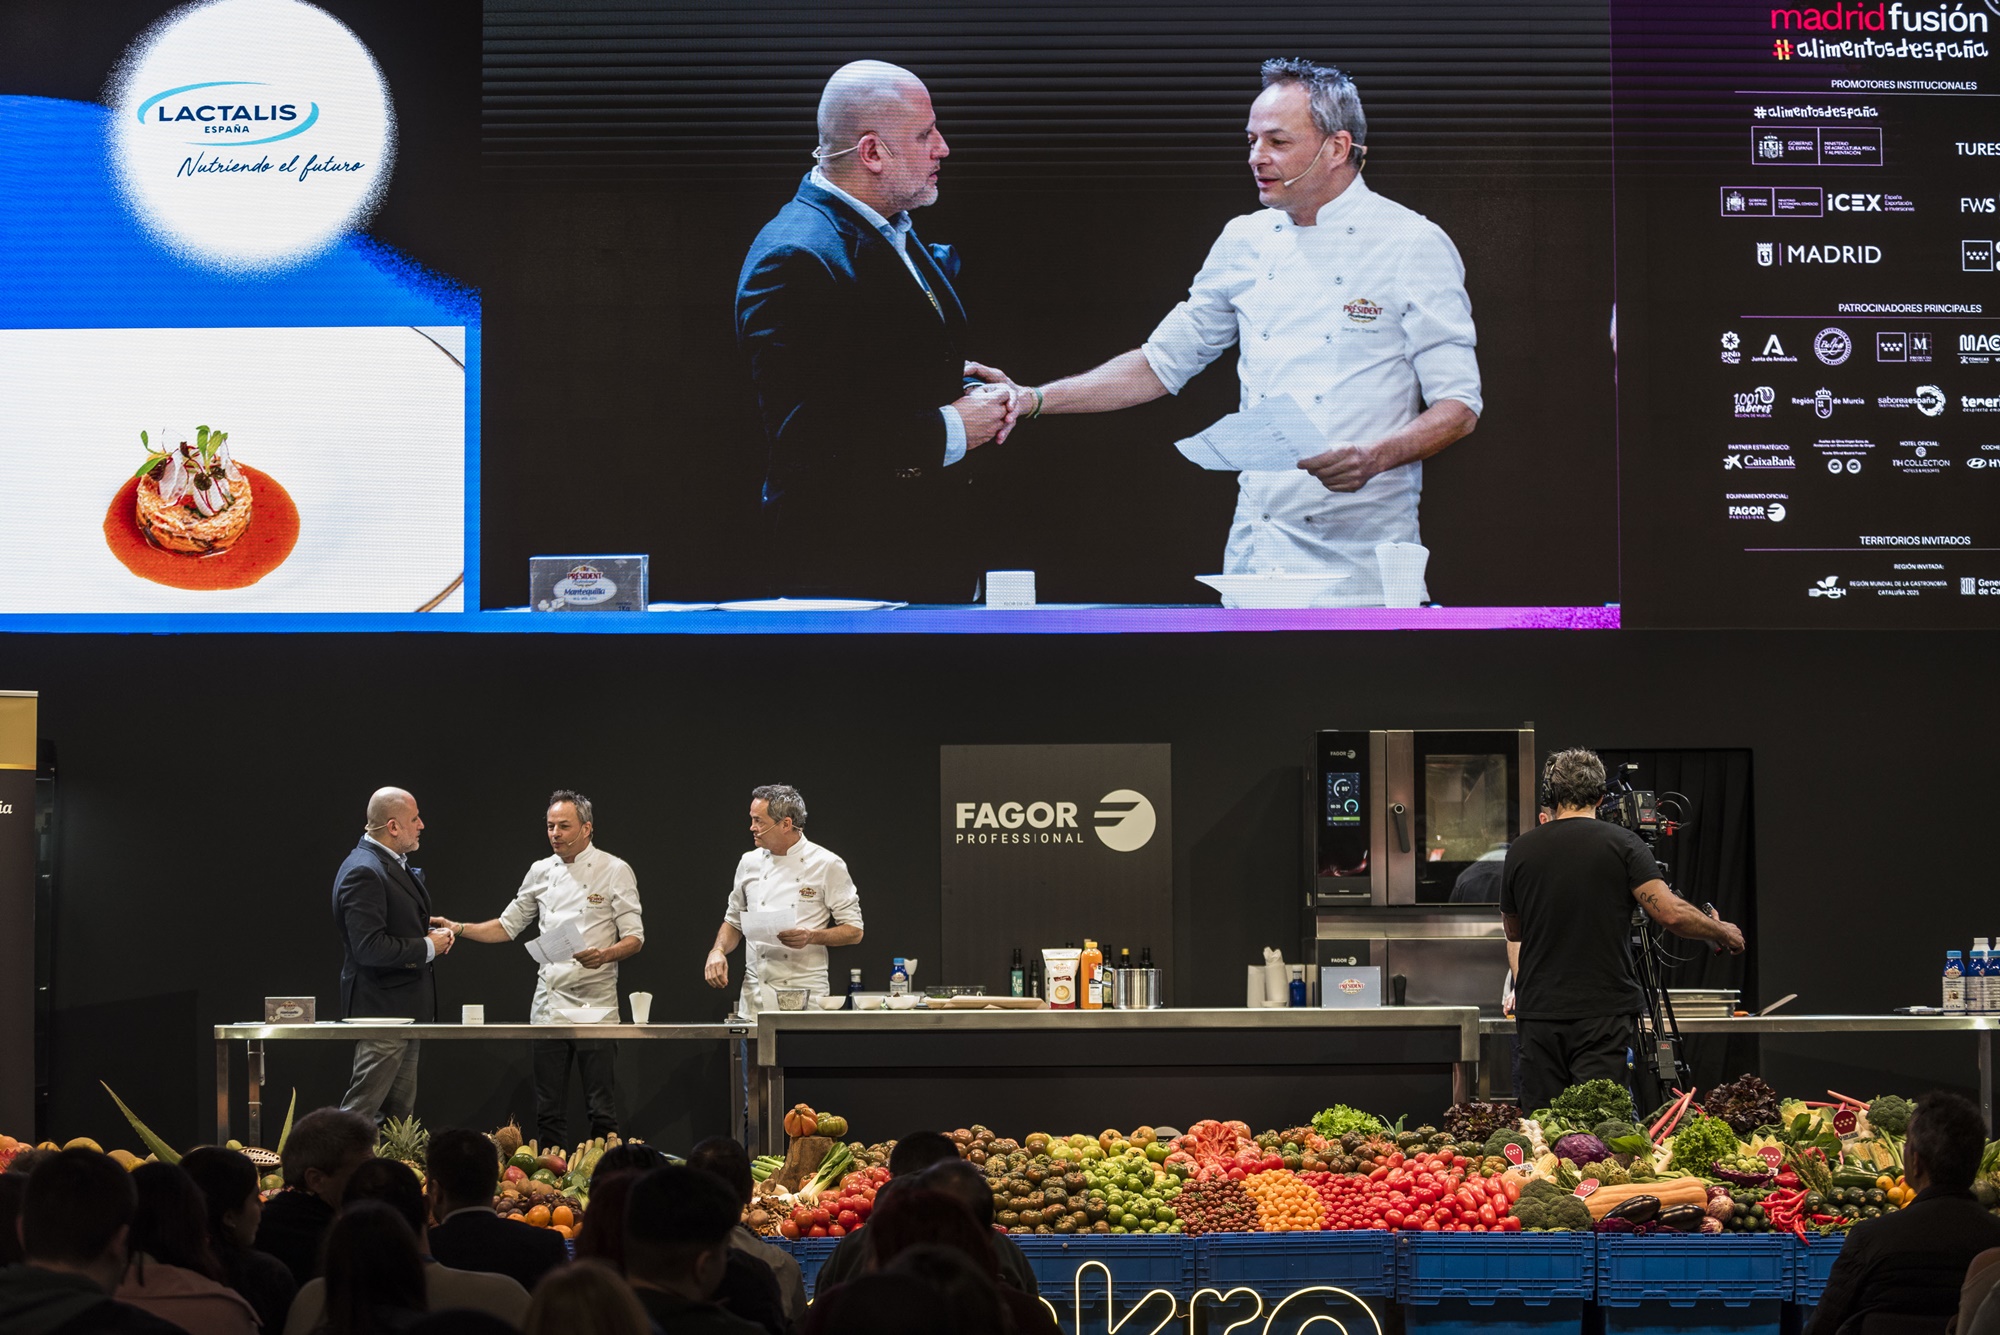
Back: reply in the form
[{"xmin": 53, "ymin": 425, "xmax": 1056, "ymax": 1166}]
[
  {"xmin": 1092, "ymin": 790, "xmax": 1157, "ymax": 853},
  {"xmin": 107, "ymin": 0, "xmax": 396, "ymax": 272}
]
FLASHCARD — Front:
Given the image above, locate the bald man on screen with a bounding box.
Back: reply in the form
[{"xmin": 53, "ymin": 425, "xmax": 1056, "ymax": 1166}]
[{"xmin": 333, "ymin": 787, "xmax": 453, "ymax": 1124}]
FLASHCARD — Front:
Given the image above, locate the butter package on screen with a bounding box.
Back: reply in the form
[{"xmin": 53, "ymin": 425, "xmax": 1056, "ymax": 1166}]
[
  {"xmin": 529, "ymin": 555, "xmax": 648, "ymax": 611},
  {"xmin": 1043, "ymin": 948, "xmax": 1081, "ymax": 1009},
  {"xmin": 264, "ymin": 996, "xmax": 315, "ymax": 1023}
]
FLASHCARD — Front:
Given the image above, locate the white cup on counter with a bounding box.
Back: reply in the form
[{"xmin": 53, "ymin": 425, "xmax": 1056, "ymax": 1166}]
[
  {"xmin": 628, "ymin": 992, "xmax": 653, "ymax": 1024},
  {"xmin": 461, "ymin": 1005, "xmax": 484, "ymax": 1025}
]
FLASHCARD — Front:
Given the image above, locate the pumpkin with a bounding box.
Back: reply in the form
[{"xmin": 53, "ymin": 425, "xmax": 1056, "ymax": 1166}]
[
  {"xmin": 1584, "ymin": 1177, "xmax": 1708, "ymax": 1221},
  {"xmin": 783, "ymin": 1103, "xmax": 818, "ymax": 1139}
]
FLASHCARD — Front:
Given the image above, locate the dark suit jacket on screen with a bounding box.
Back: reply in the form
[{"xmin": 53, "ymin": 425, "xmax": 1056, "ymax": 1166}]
[
  {"xmin": 428, "ymin": 1209, "xmax": 571, "ymax": 1295},
  {"xmin": 332, "ymin": 839, "xmax": 438, "ymax": 1021},
  {"xmin": 736, "ymin": 174, "xmax": 975, "ymax": 603}
]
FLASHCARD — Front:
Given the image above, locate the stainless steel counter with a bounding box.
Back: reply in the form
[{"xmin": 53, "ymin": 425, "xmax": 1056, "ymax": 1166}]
[
  {"xmin": 212, "ymin": 1022, "xmax": 754, "ymax": 1146},
  {"xmin": 752, "ymin": 1006, "xmax": 1482, "ymax": 1154},
  {"xmin": 1479, "ymin": 1014, "xmax": 1997, "ymax": 1130}
]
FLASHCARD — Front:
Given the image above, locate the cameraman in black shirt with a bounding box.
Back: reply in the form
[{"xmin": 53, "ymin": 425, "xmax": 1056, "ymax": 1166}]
[{"xmin": 1500, "ymin": 748, "xmax": 1745, "ymax": 1112}]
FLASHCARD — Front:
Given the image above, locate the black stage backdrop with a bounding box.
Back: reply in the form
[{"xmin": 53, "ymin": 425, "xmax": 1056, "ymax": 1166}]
[{"xmin": 4, "ymin": 628, "xmax": 1991, "ymax": 1151}]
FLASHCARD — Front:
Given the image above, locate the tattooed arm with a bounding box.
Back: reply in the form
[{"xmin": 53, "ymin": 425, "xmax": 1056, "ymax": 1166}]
[{"xmin": 1631, "ymin": 879, "xmax": 1745, "ymax": 953}]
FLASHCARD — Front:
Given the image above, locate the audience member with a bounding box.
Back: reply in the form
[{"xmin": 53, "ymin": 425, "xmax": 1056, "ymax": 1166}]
[
  {"xmin": 0, "ymin": 1171, "xmax": 27, "ymax": 1266},
  {"xmin": 883, "ymin": 1245, "xmax": 1011, "ymax": 1335},
  {"xmin": 809, "ymin": 1131, "xmax": 962, "ymax": 1295},
  {"xmin": 315, "ymin": 1199, "xmax": 429, "ymax": 1335},
  {"xmin": 1809, "ymin": 1091, "xmax": 2000, "ymax": 1335},
  {"xmin": 523, "ymin": 1259, "xmax": 652, "ymax": 1335},
  {"xmin": 916, "ymin": 1157, "xmax": 1040, "ymax": 1296},
  {"xmin": 4, "ymin": 1147, "xmax": 58, "ymax": 1177},
  {"xmin": 409, "ymin": 1313, "xmax": 520, "ymax": 1335},
  {"xmin": 1958, "ymin": 1249, "xmax": 2000, "ymax": 1335},
  {"xmin": 574, "ymin": 1170, "xmax": 641, "ymax": 1272},
  {"xmin": 863, "ymin": 1186, "xmax": 1058, "ymax": 1335},
  {"xmin": 114, "ymin": 1161, "xmax": 261, "ymax": 1335},
  {"xmin": 256, "ymin": 1106, "xmax": 379, "ymax": 1286},
  {"xmin": 622, "ymin": 1166, "xmax": 764, "ymax": 1335},
  {"xmin": 0, "ymin": 1148, "xmax": 186, "ymax": 1334},
  {"xmin": 595, "ymin": 1143, "xmax": 671, "ymax": 1178},
  {"xmin": 687, "ymin": 1135, "xmax": 808, "ymax": 1326},
  {"xmin": 797, "ymin": 1272, "xmax": 948, "ymax": 1335},
  {"xmin": 285, "ymin": 1159, "xmax": 529, "ymax": 1335},
  {"xmin": 425, "ymin": 1129, "xmax": 569, "ymax": 1294},
  {"xmin": 182, "ymin": 1145, "xmax": 300, "ymax": 1335}
]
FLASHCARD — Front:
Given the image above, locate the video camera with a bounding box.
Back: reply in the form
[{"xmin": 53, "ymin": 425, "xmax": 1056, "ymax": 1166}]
[{"xmin": 1597, "ymin": 764, "xmax": 1681, "ymax": 845}]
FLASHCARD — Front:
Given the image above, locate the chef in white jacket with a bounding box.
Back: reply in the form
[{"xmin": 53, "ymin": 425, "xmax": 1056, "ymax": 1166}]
[
  {"xmin": 433, "ymin": 789, "xmax": 644, "ymax": 1145},
  {"xmin": 704, "ymin": 784, "xmax": 865, "ymax": 1016},
  {"xmin": 1015, "ymin": 57, "xmax": 1481, "ymax": 604}
]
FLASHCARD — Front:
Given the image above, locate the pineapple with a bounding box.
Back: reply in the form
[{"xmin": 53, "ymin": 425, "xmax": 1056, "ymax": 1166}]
[{"xmin": 377, "ymin": 1116, "xmax": 429, "ymax": 1177}]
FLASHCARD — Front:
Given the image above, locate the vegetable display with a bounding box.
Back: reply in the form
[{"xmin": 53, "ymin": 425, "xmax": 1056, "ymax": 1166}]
[
  {"xmin": 1702, "ymin": 1074, "xmax": 1784, "ymax": 1136},
  {"xmin": 1538, "ymin": 1080, "xmax": 1638, "ymax": 1135},
  {"xmin": 1666, "ymin": 1115, "xmax": 1743, "ymax": 1177}
]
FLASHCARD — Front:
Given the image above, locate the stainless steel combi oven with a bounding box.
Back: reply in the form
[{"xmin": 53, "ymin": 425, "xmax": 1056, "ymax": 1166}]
[{"xmin": 1306, "ymin": 728, "xmax": 1536, "ymax": 1015}]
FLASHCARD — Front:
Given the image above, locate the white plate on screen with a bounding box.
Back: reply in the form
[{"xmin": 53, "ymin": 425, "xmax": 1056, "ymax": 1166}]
[
  {"xmin": 0, "ymin": 326, "xmax": 464, "ymax": 613},
  {"xmin": 716, "ymin": 599, "xmax": 907, "ymax": 613},
  {"xmin": 340, "ymin": 1017, "xmax": 416, "ymax": 1025},
  {"xmin": 1195, "ymin": 572, "xmax": 1353, "ymax": 609}
]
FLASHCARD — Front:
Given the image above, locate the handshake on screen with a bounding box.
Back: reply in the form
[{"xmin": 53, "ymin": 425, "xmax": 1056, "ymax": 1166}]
[{"xmin": 952, "ymin": 361, "xmax": 1036, "ymax": 449}]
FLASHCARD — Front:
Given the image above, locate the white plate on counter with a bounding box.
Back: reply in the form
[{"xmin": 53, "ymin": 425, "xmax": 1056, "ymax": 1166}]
[
  {"xmin": 340, "ymin": 1017, "xmax": 415, "ymax": 1025},
  {"xmin": 717, "ymin": 599, "xmax": 908, "ymax": 613}
]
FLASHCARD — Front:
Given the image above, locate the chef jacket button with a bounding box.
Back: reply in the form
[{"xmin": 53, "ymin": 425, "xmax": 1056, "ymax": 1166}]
[
  {"xmin": 1335, "ymin": 277, "xmax": 1344, "ymax": 285},
  {"xmin": 1306, "ymin": 515, "xmax": 1317, "ymax": 523},
  {"xmin": 1262, "ymin": 513, "xmax": 1272, "ymax": 521},
  {"xmin": 1347, "ymin": 226, "xmax": 1357, "ymax": 235},
  {"xmin": 1314, "ymin": 395, "xmax": 1323, "ymax": 403},
  {"xmin": 1261, "ymin": 331, "xmax": 1269, "ymax": 340},
  {"xmin": 1267, "ymin": 272, "xmax": 1275, "ymax": 280},
  {"xmin": 1258, "ymin": 392, "xmax": 1267, "ymax": 400},
  {"xmin": 1273, "ymin": 223, "xmax": 1282, "ymax": 232}
]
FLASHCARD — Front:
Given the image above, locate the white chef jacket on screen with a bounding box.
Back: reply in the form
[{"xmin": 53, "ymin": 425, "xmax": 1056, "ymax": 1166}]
[
  {"xmin": 497, "ymin": 844, "xmax": 644, "ymax": 1025},
  {"xmin": 1142, "ymin": 175, "xmax": 1482, "ymax": 603},
  {"xmin": 725, "ymin": 835, "xmax": 864, "ymax": 1016}
]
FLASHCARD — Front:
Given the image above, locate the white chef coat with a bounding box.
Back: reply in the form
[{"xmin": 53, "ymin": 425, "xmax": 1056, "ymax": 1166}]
[
  {"xmin": 1143, "ymin": 175, "xmax": 1482, "ymax": 603},
  {"xmin": 725, "ymin": 835, "xmax": 864, "ymax": 1016},
  {"xmin": 497, "ymin": 844, "xmax": 644, "ymax": 1025}
]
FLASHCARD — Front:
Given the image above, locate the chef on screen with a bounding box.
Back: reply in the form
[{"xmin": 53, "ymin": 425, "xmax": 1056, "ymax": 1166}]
[
  {"xmin": 703, "ymin": 783, "xmax": 865, "ymax": 1016},
  {"xmin": 430, "ymin": 790, "xmax": 644, "ymax": 1145},
  {"xmin": 1010, "ymin": 58, "xmax": 1482, "ymax": 605}
]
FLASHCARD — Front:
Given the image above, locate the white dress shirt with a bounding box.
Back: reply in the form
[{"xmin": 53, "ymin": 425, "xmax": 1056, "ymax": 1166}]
[
  {"xmin": 809, "ymin": 167, "xmax": 969, "ymax": 467},
  {"xmin": 364, "ymin": 833, "xmax": 436, "ymax": 962},
  {"xmin": 1143, "ymin": 175, "xmax": 1481, "ymax": 603},
  {"xmin": 497, "ymin": 844, "xmax": 644, "ymax": 1023},
  {"xmin": 725, "ymin": 834, "xmax": 864, "ymax": 1014}
]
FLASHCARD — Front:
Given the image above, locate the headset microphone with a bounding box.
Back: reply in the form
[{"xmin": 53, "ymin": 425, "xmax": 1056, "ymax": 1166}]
[{"xmin": 1280, "ymin": 135, "xmax": 1330, "ymax": 188}]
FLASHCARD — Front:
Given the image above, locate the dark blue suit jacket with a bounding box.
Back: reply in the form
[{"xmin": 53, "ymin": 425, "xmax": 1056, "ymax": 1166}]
[
  {"xmin": 331, "ymin": 839, "xmax": 437, "ymax": 1021},
  {"xmin": 736, "ymin": 175, "xmax": 975, "ymax": 601}
]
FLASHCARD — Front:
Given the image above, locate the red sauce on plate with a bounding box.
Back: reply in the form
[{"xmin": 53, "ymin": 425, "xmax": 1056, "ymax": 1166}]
[{"xmin": 103, "ymin": 464, "xmax": 301, "ymax": 590}]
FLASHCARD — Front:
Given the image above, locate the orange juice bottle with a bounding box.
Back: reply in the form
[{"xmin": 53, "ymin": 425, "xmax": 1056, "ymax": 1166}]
[{"xmin": 1079, "ymin": 939, "xmax": 1104, "ymax": 1009}]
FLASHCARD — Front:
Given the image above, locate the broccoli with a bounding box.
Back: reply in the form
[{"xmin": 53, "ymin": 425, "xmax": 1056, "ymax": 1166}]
[
  {"xmin": 1580, "ymin": 1158, "xmax": 1630, "ymax": 1186},
  {"xmin": 1510, "ymin": 1178, "xmax": 1593, "ymax": 1230},
  {"xmin": 1484, "ymin": 1128, "xmax": 1533, "ymax": 1159},
  {"xmin": 1593, "ymin": 1120, "xmax": 1642, "ymax": 1144},
  {"xmin": 1868, "ymin": 1095, "xmax": 1913, "ymax": 1138}
]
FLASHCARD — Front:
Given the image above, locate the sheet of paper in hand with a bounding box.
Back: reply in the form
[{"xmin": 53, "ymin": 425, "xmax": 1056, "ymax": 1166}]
[
  {"xmin": 1174, "ymin": 394, "xmax": 1325, "ymax": 471},
  {"xmin": 525, "ymin": 916, "xmax": 586, "ymax": 966}
]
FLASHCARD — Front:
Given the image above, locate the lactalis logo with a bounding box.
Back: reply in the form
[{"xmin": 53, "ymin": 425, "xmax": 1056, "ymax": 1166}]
[
  {"xmin": 107, "ymin": 0, "xmax": 396, "ymax": 272},
  {"xmin": 1092, "ymin": 789, "xmax": 1157, "ymax": 853}
]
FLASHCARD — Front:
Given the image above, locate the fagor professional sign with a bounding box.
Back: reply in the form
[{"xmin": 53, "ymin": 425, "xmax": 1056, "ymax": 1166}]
[{"xmin": 940, "ymin": 745, "xmax": 1172, "ymax": 996}]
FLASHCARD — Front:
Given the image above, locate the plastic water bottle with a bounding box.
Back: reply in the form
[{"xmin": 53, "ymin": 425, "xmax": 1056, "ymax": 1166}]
[
  {"xmin": 1945, "ymin": 950, "xmax": 1967, "ymax": 1012},
  {"xmin": 1974, "ymin": 940, "xmax": 1992, "ymax": 1014},
  {"xmin": 888, "ymin": 958, "xmax": 909, "ymax": 997}
]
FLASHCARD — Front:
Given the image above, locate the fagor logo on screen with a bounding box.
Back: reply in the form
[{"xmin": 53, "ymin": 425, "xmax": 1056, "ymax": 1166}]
[
  {"xmin": 1092, "ymin": 789, "xmax": 1158, "ymax": 853},
  {"xmin": 952, "ymin": 790, "xmax": 1156, "ymax": 852},
  {"xmin": 106, "ymin": 0, "xmax": 396, "ymax": 273}
]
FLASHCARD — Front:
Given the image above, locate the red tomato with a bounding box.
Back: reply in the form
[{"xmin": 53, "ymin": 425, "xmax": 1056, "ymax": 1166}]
[
  {"xmin": 779, "ymin": 1220, "xmax": 800, "ymax": 1240},
  {"xmin": 791, "ymin": 1207, "xmax": 813, "ymax": 1228},
  {"xmin": 811, "ymin": 1209, "xmax": 831, "ymax": 1227},
  {"xmin": 1385, "ymin": 1210, "xmax": 1405, "ymax": 1228},
  {"xmin": 1503, "ymin": 1178, "xmax": 1522, "ymax": 1204},
  {"xmin": 854, "ymin": 1201, "xmax": 872, "ymax": 1221},
  {"xmin": 828, "ymin": 1224, "xmax": 846, "ymax": 1238},
  {"xmin": 1479, "ymin": 1204, "xmax": 1497, "ymax": 1226},
  {"xmin": 809, "ymin": 1225, "xmax": 828, "ymax": 1238},
  {"xmin": 1422, "ymin": 1218, "xmax": 1440, "ymax": 1231},
  {"xmin": 1502, "ymin": 1216, "xmax": 1522, "ymax": 1232},
  {"xmin": 838, "ymin": 1209, "xmax": 859, "ymax": 1229}
]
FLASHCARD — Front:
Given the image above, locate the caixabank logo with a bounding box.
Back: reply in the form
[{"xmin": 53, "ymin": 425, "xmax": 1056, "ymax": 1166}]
[{"xmin": 106, "ymin": 0, "xmax": 396, "ymax": 272}]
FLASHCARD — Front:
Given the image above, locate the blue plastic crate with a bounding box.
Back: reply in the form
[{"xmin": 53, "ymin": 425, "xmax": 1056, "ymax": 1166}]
[
  {"xmin": 1195, "ymin": 1231, "xmax": 1397, "ymax": 1295},
  {"xmin": 1407, "ymin": 1298, "xmax": 1590, "ymax": 1335},
  {"xmin": 1399, "ymin": 1232, "xmax": 1598, "ymax": 1305},
  {"xmin": 1604, "ymin": 1301, "xmax": 1784, "ymax": 1335},
  {"xmin": 1597, "ymin": 1235, "xmax": 1792, "ymax": 1307},
  {"xmin": 1791, "ymin": 1233, "xmax": 1846, "ymax": 1308},
  {"xmin": 785, "ymin": 1237, "xmax": 841, "ymax": 1298},
  {"xmin": 1011, "ymin": 1234, "xmax": 1196, "ymax": 1298}
]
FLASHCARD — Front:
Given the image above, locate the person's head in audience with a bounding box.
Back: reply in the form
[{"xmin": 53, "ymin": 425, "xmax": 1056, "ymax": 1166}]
[
  {"xmin": 0, "ymin": 1174, "xmax": 28, "ymax": 1266},
  {"xmin": 1904, "ymin": 1090, "xmax": 1986, "ymax": 1192},
  {"xmin": 887, "ymin": 1245, "xmax": 1010, "ymax": 1335},
  {"xmin": 594, "ymin": 1143, "xmax": 670, "ymax": 1179},
  {"xmin": 886, "ymin": 1131, "xmax": 959, "ymax": 1178},
  {"xmin": 425, "ymin": 1128, "xmax": 501, "ymax": 1218},
  {"xmin": 865, "ymin": 1186, "xmax": 998, "ymax": 1278},
  {"xmin": 342, "ymin": 1159, "xmax": 432, "ymax": 1250},
  {"xmin": 524, "ymin": 1258, "xmax": 651, "ymax": 1335},
  {"xmin": 917, "ymin": 1158, "xmax": 997, "ymax": 1228},
  {"xmin": 622, "ymin": 1166, "xmax": 739, "ymax": 1301},
  {"xmin": 684, "ymin": 1137, "xmax": 754, "ymax": 1213},
  {"xmin": 573, "ymin": 1170, "xmax": 640, "ymax": 1273},
  {"xmin": 282, "ymin": 1107, "xmax": 379, "ymax": 1207},
  {"xmin": 20, "ymin": 1149, "xmax": 139, "ymax": 1292},
  {"xmin": 180, "ymin": 1146, "xmax": 264, "ymax": 1256},
  {"xmin": 320, "ymin": 1199, "xmax": 426, "ymax": 1335},
  {"xmin": 805, "ymin": 1271, "xmax": 950, "ymax": 1335},
  {"xmin": 129, "ymin": 1161, "xmax": 223, "ymax": 1280},
  {"xmin": 4, "ymin": 1148, "xmax": 58, "ymax": 1177}
]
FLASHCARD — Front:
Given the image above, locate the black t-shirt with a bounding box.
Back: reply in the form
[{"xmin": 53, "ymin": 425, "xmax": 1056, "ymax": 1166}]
[{"xmin": 1499, "ymin": 817, "xmax": 1661, "ymax": 1020}]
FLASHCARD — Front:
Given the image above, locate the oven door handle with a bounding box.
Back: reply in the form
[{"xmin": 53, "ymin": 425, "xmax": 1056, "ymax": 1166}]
[{"xmin": 1390, "ymin": 802, "xmax": 1411, "ymax": 854}]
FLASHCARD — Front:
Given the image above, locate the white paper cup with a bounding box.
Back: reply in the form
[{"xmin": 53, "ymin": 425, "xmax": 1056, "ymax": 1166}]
[
  {"xmin": 1374, "ymin": 542, "xmax": 1431, "ymax": 608},
  {"xmin": 628, "ymin": 992, "xmax": 653, "ymax": 1024},
  {"xmin": 461, "ymin": 1005, "xmax": 484, "ymax": 1025}
]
